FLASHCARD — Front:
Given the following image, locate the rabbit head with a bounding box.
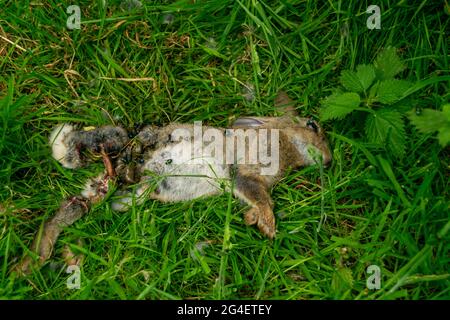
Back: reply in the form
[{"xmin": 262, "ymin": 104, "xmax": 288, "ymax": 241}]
[{"xmin": 232, "ymin": 116, "xmax": 331, "ymax": 168}]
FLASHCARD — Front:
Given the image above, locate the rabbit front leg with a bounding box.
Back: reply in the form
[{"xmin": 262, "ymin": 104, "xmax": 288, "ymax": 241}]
[
  {"xmin": 233, "ymin": 170, "xmax": 276, "ymax": 239},
  {"xmin": 15, "ymin": 171, "xmax": 114, "ymax": 275},
  {"xmin": 15, "ymin": 196, "xmax": 89, "ymax": 275}
]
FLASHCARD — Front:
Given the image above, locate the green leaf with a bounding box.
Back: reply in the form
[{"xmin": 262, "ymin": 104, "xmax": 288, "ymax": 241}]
[
  {"xmin": 356, "ymin": 64, "xmax": 376, "ymax": 90},
  {"xmin": 340, "ymin": 70, "xmax": 362, "ymax": 92},
  {"xmin": 408, "ymin": 104, "xmax": 450, "ymax": 146},
  {"xmin": 365, "ymin": 109, "xmax": 406, "ymax": 158},
  {"xmin": 443, "ymin": 103, "xmax": 450, "ymax": 116},
  {"xmin": 340, "ymin": 64, "xmax": 376, "ymax": 93},
  {"xmin": 320, "ymin": 92, "xmax": 361, "ymax": 121},
  {"xmin": 332, "ymin": 267, "xmax": 354, "ymax": 293},
  {"xmin": 437, "ymin": 126, "xmax": 450, "ymax": 146},
  {"xmin": 375, "ymin": 79, "xmax": 411, "ymax": 104},
  {"xmin": 408, "ymin": 108, "xmax": 447, "ymax": 133},
  {"xmin": 356, "ymin": 64, "xmax": 376, "ymax": 91},
  {"xmin": 374, "ymin": 47, "xmax": 405, "ymax": 80},
  {"xmin": 368, "ymin": 81, "xmax": 379, "ymax": 100}
]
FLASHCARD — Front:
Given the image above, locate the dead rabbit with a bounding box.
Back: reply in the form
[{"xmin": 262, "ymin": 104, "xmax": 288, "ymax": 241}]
[{"xmin": 15, "ymin": 92, "xmax": 331, "ymax": 274}]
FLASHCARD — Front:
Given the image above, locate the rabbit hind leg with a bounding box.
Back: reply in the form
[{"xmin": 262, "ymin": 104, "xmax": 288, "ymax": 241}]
[{"xmin": 233, "ymin": 171, "xmax": 275, "ymax": 239}]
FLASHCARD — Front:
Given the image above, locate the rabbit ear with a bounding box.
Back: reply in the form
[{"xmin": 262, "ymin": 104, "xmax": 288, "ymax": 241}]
[
  {"xmin": 232, "ymin": 117, "xmax": 266, "ymax": 128},
  {"xmin": 274, "ymin": 90, "xmax": 297, "ymax": 116}
]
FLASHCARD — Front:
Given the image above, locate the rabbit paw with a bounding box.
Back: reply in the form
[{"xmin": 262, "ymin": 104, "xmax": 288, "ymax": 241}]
[{"xmin": 244, "ymin": 206, "xmax": 275, "ymax": 239}]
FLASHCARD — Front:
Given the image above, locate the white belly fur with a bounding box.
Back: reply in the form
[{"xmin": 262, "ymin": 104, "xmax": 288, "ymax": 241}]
[
  {"xmin": 143, "ymin": 139, "xmax": 230, "ymax": 202},
  {"xmin": 112, "ymin": 138, "xmax": 231, "ymax": 211}
]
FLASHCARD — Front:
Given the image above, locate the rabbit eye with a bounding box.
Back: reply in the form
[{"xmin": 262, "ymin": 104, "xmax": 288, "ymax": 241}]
[
  {"xmin": 307, "ymin": 119, "xmax": 319, "ymax": 133},
  {"xmin": 137, "ymin": 158, "xmax": 145, "ymax": 164},
  {"xmin": 165, "ymin": 159, "xmax": 173, "ymax": 165}
]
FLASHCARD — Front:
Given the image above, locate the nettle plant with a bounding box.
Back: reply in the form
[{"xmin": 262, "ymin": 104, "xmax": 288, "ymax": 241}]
[
  {"xmin": 408, "ymin": 103, "xmax": 450, "ymax": 147},
  {"xmin": 320, "ymin": 47, "xmax": 419, "ymax": 158}
]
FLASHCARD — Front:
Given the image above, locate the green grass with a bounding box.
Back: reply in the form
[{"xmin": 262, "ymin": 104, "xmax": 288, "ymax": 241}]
[{"xmin": 0, "ymin": 0, "xmax": 449, "ymax": 299}]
